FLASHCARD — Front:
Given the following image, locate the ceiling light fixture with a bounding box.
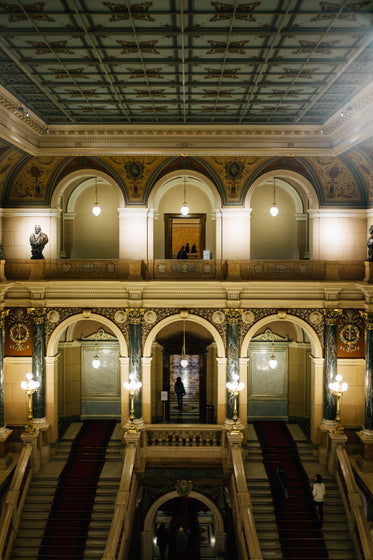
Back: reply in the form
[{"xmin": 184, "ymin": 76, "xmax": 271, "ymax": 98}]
[
  {"xmin": 270, "ymin": 177, "xmax": 279, "ymax": 217},
  {"xmin": 91, "ymin": 334, "xmax": 101, "ymax": 369},
  {"xmin": 269, "ymin": 335, "xmax": 278, "ymax": 370},
  {"xmin": 92, "ymin": 176, "xmax": 101, "ymax": 216},
  {"xmin": 180, "ymin": 177, "xmax": 189, "ymax": 216},
  {"xmin": 180, "ymin": 319, "xmax": 188, "ymax": 368}
]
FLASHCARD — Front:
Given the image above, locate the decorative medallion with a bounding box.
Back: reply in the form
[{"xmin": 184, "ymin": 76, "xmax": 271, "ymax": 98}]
[
  {"xmin": 242, "ymin": 310, "xmax": 255, "ymax": 324},
  {"xmin": 47, "ymin": 310, "xmax": 60, "ymax": 324},
  {"xmin": 144, "ymin": 310, "xmax": 157, "ymax": 324},
  {"xmin": 309, "ymin": 311, "xmax": 323, "ymax": 325},
  {"xmin": 212, "ymin": 310, "xmax": 225, "ymax": 325},
  {"xmin": 9, "ymin": 321, "xmax": 30, "ymax": 351},
  {"xmin": 175, "ymin": 479, "xmax": 193, "ymax": 497},
  {"xmin": 114, "ymin": 310, "xmax": 127, "ymax": 324},
  {"xmin": 339, "ymin": 323, "xmax": 360, "ymax": 353}
]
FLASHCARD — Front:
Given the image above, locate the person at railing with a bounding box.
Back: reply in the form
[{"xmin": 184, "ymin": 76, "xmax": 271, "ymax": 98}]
[{"xmin": 313, "ymin": 473, "xmax": 326, "ymax": 526}]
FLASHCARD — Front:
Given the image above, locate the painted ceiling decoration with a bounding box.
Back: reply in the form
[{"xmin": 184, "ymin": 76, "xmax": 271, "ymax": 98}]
[
  {"xmin": 0, "ymin": 0, "xmax": 372, "ymax": 127},
  {"xmin": 1, "ymin": 150, "xmax": 373, "ymax": 207}
]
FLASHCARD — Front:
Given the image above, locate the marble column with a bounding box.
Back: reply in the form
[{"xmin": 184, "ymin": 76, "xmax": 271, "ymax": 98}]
[
  {"xmin": 27, "ymin": 307, "xmax": 47, "ymax": 421},
  {"xmin": 357, "ymin": 312, "xmax": 373, "ymax": 471},
  {"xmin": 322, "ymin": 309, "xmax": 342, "ymax": 424},
  {"xmin": 224, "ymin": 309, "xmax": 242, "ymax": 420},
  {"xmin": 0, "ymin": 310, "xmax": 9, "ymax": 429},
  {"xmin": 127, "ymin": 309, "xmax": 144, "ymax": 420}
]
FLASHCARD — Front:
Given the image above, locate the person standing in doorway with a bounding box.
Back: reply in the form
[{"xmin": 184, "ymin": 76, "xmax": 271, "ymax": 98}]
[
  {"xmin": 156, "ymin": 523, "xmax": 169, "ymax": 560},
  {"xmin": 174, "ymin": 376, "xmax": 186, "ymax": 411},
  {"xmin": 313, "ymin": 473, "xmax": 326, "ymax": 526}
]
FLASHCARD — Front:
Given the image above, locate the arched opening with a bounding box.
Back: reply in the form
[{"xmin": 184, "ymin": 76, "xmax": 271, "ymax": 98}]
[
  {"xmin": 46, "ymin": 313, "xmax": 129, "ymax": 439},
  {"xmin": 143, "ymin": 313, "xmax": 225, "ymax": 425},
  {"xmin": 142, "ymin": 490, "xmax": 226, "ymax": 560},
  {"xmin": 148, "ymin": 171, "xmax": 221, "ymax": 260},
  {"xmin": 242, "ymin": 314, "xmax": 323, "ymax": 443},
  {"xmin": 52, "ymin": 170, "xmax": 124, "ymax": 260}
]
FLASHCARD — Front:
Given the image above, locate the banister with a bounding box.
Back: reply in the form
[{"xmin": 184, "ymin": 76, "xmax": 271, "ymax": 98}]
[{"xmin": 336, "ymin": 446, "xmax": 373, "ymax": 560}]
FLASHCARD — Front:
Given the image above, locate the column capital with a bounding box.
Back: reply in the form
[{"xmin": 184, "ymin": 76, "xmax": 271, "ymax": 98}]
[
  {"xmin": 126, "ymin": 308, "xmax": 145, "ymax": 324},
  {"xmin": 27, "ymin": 307, "xmax": 47, "ymax": 324},
  {"xmin": 360, "ymin": 311, "xmax": 373, "ymax": 330},
  {"xmin": 224, "ymin": 308, "xmax": 242, "ymax": 324},
  {"xmin": 323, "ymin": 309, "xmax": 342, "ymax": 325},
  {"xmin": 0, "ymin": 309, "xmax": 9, "ymax": 328}
]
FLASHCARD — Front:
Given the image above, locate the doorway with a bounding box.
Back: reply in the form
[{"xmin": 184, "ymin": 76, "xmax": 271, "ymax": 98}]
[{"xmin": 164, "ymin": 214, "xmax": 206, "ymax": 259}]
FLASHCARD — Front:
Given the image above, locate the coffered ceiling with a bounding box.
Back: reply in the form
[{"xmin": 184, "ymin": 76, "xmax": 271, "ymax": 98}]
[{"xmin": 0, "ymin": 0, "xmax": 372, "ymax": 155}]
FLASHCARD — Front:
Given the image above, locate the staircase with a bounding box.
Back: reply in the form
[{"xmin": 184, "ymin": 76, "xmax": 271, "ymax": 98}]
[
  {"xmin": 245, "ymin": 423, "xmax": 356, "ymax": 560},
  {"xmin": 10, "ymin": 422, "xmax": 122, "ymax": 560}
]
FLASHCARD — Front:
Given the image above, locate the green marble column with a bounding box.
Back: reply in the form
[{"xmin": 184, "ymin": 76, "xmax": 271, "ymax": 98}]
[
  {"xmin": 360, "ymin": 312, "xmax": 373, "ymax": 434},
  {"xmin": 27, "ymin": 308, "xmax": 47, "ymax": 420},
  {"xmin": 127, "ymin": 309, "xmax": 144, "ymax": 420},
  {"xmin": 225, "ymin": 309, "xmax": 242, "ymax": 419},
  {"xmin": 0, "ymin": 310, "xmax": 9, "ymax": 428},
  {"xmin": 323, "ymin": 309, "xmax": 342, "ymax": 423}
]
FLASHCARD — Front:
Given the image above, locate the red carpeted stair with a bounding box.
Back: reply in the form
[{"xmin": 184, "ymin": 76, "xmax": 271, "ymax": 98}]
[
  {"xmin": 254, "ymin": 421, "xmax": 329, "ymax": 560},
  {"xmin": 37, "ymin": 420, "xmax": 116, "ymax": 560}
]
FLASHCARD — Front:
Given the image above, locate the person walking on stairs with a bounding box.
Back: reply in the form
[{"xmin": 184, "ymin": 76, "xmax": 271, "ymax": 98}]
[{"xmin": 313, "ymin": 473, "xmax": 326, "ymax": 526}]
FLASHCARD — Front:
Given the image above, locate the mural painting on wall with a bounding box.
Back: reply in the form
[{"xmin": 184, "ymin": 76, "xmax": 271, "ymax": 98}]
[
  {"xmin": 345, "ymin": 149, "xmax": 373, "ymax": 201},
  {"xmin": 8, "ymin": 157, "xmax": 64, "ymax": 201},
  {"xmin": 0, "ymin": 149, "xmax": 26, "ymax": 198},
  {"xmin": 337, "ymin": 310, "xmax": 365, "ymax": 358},
  {"xmin": 107, "ymin": 156, "xmax": 164, "ymax": 201},
  {"xmin": 311, "ymin": 157, "xmax": 362, "ymax": 203},
  {"xmin": 5, "ymin": 309, "xmax": 33, "ymax": 356},
  {"xmin": 209, "ymin": 156, "xmax": 265, "ymax": 202}
]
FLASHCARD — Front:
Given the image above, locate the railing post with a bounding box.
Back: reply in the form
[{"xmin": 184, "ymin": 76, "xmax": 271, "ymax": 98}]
[
  {"xmin": 327, "ymin": 431, "xmax": 347, "ymax": 474},
  {"xmin": 20, "ymin": 430, "xmax": 41, "ymax": 474}
]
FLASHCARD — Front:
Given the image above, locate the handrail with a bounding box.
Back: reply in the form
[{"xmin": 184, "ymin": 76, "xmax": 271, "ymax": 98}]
[
  {"xmin": 0, "ymin": 443, "xmax": 33, "ymax": 560},
  {"xmin": 229, "ymin": 440, "xmax": 263, "ymax": 560},
  {"xmin": 336, "ymin": 446, "xmax": 373, "ymax": 560},
  {"xmin": 102, "ymin": 435, "xmax": 139, "ymax": 560}
]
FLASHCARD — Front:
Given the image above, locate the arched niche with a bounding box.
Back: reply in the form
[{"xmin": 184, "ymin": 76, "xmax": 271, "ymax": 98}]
[
  {"xmin": 246, "ymin": 170, "xmax": 319, "ymax": 260},
  {"xmin": 148, "ymin": 170, "xmax": 222, "ymax": 260},
  {"xmin": 141, "ymin": 490, "xmax": 226, "ymax": 560},
  {"xmin": 50, "ymin": 169, "xmax": 124, "ymax": 259},
  {"xmin": 241, "ymin": 314, "xmax": 323, "ymax": 443},
  {"xmin": 45, "ymin": 313, "xmax": 129, "ymax": 439}
]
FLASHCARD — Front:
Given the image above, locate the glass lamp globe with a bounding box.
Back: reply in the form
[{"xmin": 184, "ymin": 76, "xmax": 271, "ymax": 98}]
[
  {"xmin": 180, "ymin": 356, "xmax": 188, "ymax": 368},
  {"xmin": 92, "ymin": 355, "xmax": 101, "ymax": 369},
  {"xmin": 269, "ymin": 355, "xmax": 278, "ymax": 369},
  {"xmin": 180, "ymin": 203, "xmax": 189, "ymax": 216},
  {"xmin": 92, "ymin": 204, "xmax": 101, "ymax": 216},
  {"xmin": 270, "ymin": 204, "xmax": 279, "ymax": 217}
]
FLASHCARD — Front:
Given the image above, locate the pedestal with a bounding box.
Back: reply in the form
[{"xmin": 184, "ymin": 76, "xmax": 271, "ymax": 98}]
[
  {"xmin": 0, "ymin": 427, "xmax": 13, "ymax": 469},
  {"xmin": 28, "ymin": 259, "xmax": 45, "ymax": 280},
  {"xmin": 356, "ymin": 430, "xmax": 373, "ymax": 472},
  {"xmin": 318, "ymin": 420, "xmax": 336, "ymax": 465},
  {"xmin": 21, "ymin": 429, "xmax": 41, "ymax": 473},
  {"xmin": 364, "ymin": 261, "xmax": 373, "ymax": 283},
  {"xmin": 327, "ymin": 431, "xmax": 348, "ymax": 475}
]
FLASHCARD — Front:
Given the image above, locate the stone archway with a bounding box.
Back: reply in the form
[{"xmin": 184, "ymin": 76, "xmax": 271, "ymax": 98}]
[
  {"xmin": 45, "ymin": 312, "xmax": 129, "ymax": 441},
  {"xmin": 241, "ymin": 312, "xmax": 323, "ymax": 444},
  {"xmin": 141, "ymin": 490, "xmax": 226, "ymax": 560}
]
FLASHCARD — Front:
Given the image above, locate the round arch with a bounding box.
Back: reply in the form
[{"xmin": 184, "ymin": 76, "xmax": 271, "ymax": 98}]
[
  {"xmin": 240, "ymin": 313, "xmax": 322, "ymax": 358},
  {"xmin": 47, "ymin": 312, "xmax": 129, "ymax": 357},
  {"xmin": 244, "ymin": 169, "xmax": 319, "ymax": 211},
  {"xmin": 50, "ymin": 168, "xmax": 126, "ymax": 210},
  {"xmin": 142, "ymin": 490, "xmax": 226, "ymax": 559},
  {"xmin": 143, "ymin": 313, "xmax": 225, "ymax": 358},
  {"xmin": 148, "ymin": 169, "xmax": 222, "ymax": 211}
]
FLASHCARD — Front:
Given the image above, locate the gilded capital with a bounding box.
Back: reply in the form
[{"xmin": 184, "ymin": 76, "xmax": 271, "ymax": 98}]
[
  {"xmin": 126, "ymin": 308, "xmax": 145, "ymax": 324},
  {"xmin": 360, "ymin": 311, "xmax": 373, "ymax": 330},
  {"xmin": 224, "ymin": 308, "xmax": 242, "ymax": 324},
  {"xmin": 0, "ymin": 309, "xmax": 9, "ymax": 328},
  {"xmin": 27, "ymin": 307, "xmax": 47, "ymax": 324},
  {"xmin": 323, "ymin": 309, "xmax": 342, "ymax": 326}
]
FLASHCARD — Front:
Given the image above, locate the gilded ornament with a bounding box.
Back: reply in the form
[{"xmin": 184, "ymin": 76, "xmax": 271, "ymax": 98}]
[{"xmin": 175, "ymin": 479, "xmax": 193, "ymax": 497}]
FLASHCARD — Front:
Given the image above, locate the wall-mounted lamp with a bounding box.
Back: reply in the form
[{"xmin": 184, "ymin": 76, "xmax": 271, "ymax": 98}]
[
  {"xmin": 91, "ymin": 334, "xmax": 101, "ymax": 369},
  {"xmin": 270, "ymin": 177, "xmax": 279, "ymax": 217},
  {"xmin": 92, "ymin": 177, "xmax": 101, "ymax": 216}
]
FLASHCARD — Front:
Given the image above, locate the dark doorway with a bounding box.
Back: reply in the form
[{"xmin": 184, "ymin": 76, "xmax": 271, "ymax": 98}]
[{"xmin": 164, "ymin": 214, "xmax": 206, "ymax": 259}]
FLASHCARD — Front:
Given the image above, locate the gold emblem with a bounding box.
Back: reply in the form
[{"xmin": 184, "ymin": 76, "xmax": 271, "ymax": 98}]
[
  {"xmin": 339, "ymin": 324, "xmax": 360, "ymax": 352},
  {"xmin": 9, "ymin": 322, "xmax": 30, "ymax": 351}
]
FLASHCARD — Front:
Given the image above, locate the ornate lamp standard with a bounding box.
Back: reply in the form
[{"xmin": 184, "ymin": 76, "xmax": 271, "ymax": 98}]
[
  {"xmin": 226, "ymin": 373, "xmax": 245, "ymax": 434},
  {"xmin": 329, "ymin": 374, "xmax": 348, "ymax": 435},
  {"xmin": 20, "ymin": 373, "xmax": 40, "ymax": 433},
  {"xmin": 123, "ymin": 371, "xmax": 142, "ymax": 433}
]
